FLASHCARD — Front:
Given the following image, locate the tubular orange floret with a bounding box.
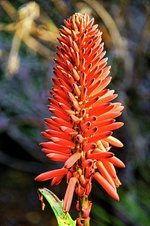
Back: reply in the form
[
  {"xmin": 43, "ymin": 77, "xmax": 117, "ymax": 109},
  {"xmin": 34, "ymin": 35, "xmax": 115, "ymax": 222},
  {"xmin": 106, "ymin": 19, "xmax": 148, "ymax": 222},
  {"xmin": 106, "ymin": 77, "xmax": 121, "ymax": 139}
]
[
  {"xmin": 47, "ymin": 153, "xmax": 69, "ymax": 162},
  {"xmin": 64, "ymin": 152, "xmax": 81, "ymax": 169},
  {"xmin": 63, "ymin": 177, "xmax": 77, "ymax": 212},
  {"xmin": 35, "ymin": 168, "xmax": 68, "ymax": 182},
  {"xmin": 108, "ymin": 156, "xmax": 125, "ymax": 168},
  {"xmin": 96, "ymin": 161, "xmax": 116, "ymax": 188},
  {"xmin": 93, "ymin": 172, "xmax": 119, "ymax": 201},
  {"xmin": 87, "ymin": 152, "xmax": 114, "ymax": 160},
  {"xmin": 104, "ymin": 136, "xmax": 124, "ymax": 147}
]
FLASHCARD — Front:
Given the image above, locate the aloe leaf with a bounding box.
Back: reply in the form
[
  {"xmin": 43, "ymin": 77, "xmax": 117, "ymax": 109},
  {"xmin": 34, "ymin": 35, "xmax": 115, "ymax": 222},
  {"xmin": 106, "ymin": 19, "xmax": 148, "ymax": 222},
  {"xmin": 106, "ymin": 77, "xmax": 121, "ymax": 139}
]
[{"xmin": 38, "ymin": 188, "xmax": 76, "ymax": 226}]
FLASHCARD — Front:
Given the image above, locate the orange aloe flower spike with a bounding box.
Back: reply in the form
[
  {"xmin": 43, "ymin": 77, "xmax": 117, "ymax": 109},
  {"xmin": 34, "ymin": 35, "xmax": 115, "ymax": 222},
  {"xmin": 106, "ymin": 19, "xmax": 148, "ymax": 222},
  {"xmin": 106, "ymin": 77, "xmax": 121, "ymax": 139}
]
[{"xmin": 36, "ymin": 13, "xmax": 125, "ymax": 225}]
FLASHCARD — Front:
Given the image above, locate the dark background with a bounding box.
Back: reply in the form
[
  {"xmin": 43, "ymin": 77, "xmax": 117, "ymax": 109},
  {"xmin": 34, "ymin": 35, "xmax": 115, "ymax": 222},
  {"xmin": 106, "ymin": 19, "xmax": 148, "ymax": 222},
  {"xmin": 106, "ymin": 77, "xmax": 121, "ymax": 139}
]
[{"xmin": 0, "ymin": 0, "xmax": 150, "ymax": 225}]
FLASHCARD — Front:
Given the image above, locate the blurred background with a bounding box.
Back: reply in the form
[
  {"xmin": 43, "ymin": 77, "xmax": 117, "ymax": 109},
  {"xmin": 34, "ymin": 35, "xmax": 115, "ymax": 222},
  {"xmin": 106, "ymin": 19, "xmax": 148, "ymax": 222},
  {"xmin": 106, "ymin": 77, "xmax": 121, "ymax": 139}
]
[{"xmin": 0, "ymin": 0, "xmax": 150, "ymax": 225}]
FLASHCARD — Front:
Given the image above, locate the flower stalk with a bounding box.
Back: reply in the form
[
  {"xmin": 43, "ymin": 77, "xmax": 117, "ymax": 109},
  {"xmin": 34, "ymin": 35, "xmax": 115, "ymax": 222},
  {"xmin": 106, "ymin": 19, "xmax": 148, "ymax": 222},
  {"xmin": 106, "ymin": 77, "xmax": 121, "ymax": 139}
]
[
  {"xmin": 35, "ymin": 13, "xmax": 125, "ymax": 226},
  {"xmin": 78, "ymin": 196, "xmax": 92, "ymax": 226}
]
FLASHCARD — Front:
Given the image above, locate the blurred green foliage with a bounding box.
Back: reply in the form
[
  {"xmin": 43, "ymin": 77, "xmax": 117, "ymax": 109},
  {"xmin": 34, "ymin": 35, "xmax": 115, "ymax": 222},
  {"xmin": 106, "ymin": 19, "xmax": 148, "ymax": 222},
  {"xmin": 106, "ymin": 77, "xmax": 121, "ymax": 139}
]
[{"xmin": 0, "ymin": 0, "xmax": 150, "ymax": 226}]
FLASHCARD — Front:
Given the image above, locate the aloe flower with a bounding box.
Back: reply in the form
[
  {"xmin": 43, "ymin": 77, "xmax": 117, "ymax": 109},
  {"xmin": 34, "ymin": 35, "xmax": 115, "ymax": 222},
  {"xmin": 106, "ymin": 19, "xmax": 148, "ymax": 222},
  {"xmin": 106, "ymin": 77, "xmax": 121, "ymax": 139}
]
[{"xmin": 35, "ymin": 13, "xmax": 125, "ymax": 225}]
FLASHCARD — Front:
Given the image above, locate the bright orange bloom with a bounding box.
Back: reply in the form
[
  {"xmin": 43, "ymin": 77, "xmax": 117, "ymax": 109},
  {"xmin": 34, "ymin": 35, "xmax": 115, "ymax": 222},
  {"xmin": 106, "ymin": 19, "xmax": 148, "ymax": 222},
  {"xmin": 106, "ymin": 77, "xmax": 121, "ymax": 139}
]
[{"xmin": 35, "ymin": 13, "xmax": 125, "ymax": 222}]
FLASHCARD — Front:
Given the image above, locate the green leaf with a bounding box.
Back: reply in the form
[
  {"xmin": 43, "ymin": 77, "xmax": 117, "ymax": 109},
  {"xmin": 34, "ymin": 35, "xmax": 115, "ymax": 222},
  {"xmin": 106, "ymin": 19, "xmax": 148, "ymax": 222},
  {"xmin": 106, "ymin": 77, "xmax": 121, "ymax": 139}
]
[{"xmin": 38, "ymin": 188, "xmax": 76, "ymax": 226}]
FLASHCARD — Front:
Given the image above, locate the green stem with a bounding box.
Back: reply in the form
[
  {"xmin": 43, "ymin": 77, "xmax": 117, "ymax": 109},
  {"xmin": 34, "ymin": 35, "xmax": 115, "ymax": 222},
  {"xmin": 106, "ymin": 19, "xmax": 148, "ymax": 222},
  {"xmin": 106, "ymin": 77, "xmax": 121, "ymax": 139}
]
[{"xmin": 78, "ymin": 195, "xmax": 91, "ymax": 226}]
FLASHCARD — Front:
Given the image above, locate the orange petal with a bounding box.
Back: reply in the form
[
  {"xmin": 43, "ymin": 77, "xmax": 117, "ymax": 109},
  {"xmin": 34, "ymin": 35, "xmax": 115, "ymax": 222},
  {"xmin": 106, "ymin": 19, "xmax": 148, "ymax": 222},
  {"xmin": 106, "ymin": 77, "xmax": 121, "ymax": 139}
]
[
  {"xmin": 88, "ymin": 89, "xmax": 108, "ymax": 101},
  {"xmin": 96, "ymin": 112, "xmax": 122, "ymax": 121},
  {"xmin": 87, "ymin": 131, "xmax": 112, "ymax": 143},
  {"xmin": 88, "ymin": 152, "xmax": 114, "ymax": 160},
  {"xmin": 64, "ymin": 152, "xmax": 81, "ymax": 169},
  {"xmin": 108, "ymin": 156, "xmax": 125, "ymax": 168},
  {"xmin": 50, "ymin": 94, "xmax": 71, "ymax": 108},
  {"xmin": 102, "ymin": 160, "xmax": 117, "ymax": 178},
  {"xmin": 93, "ymin": 119, "xmax": 115, "ymax": 127},
  {"xmin": 90, "ymin": 76, "xmax": 111, "ymax": 96},
  {"xmin": 70, "ymin": 114, "xmax": 80, "ymax": 123},
  {"xmin": 60, "ymin": 126, "xmax": 78, "ymax": 135},
  {"xmin": 88, "ymin": 80, "xmax": 101, "ymax": 95},
  {"xmin": 42, "ymin": 148, "xmax": 71, "ymax": 155},
  {"xmin": 76, "ymin": 134, "xmax": 84, "ymax": 143},
  {"xmin": 81, "ymin": 121, "xmax": 91, "ymax": 131},
  {"xmin": 104, "ymin": 136, "xmax": 124, "ymax": 147},
  {"xmin": 44, "ymin": 118, "xmax": 61, "ymax": 131},
  {"xmin": 73, "ymin": 83, "xmax": 81, "ymax": 96},
  {"xmin": 98, "ymin": 122, "xmax": 124, "ymax": 133},
  {"xmin": 63, "ymin": 177, "xmax": 77, "ymax": 212},
  {"xmin": 101, "ymin": 160, "xmax": 121, "ymax": 187},
  {"xmin": 93, "ymin": 94, "xmax": 118, "ymax": 107},
  {"xmin": 42, "ymin": 130, "xmax": 71, "ymax": 141},
  {"xmin": 48, "ymin": 107, "xmax": 69, "ymax": 121},
  {"xmin": 40, "ymin": 142, "xmax": 71, "ymax": 152},
  {"xmin": 81, "ymin": 87, "xmax": 88, "ymax": 101},
  {"xmin": 35, "ymin": 168, "xmax": 67, "ymax": 182},
  {"xmin": 50, "ymin": 137, "xmax": 75, "ymax": 149},
  {"xmin": 47, "ymin": 153, "xmax": 69, "ymax": 162},
  {"xmin": 96, "ymin": 161, "xmax": 116, "ymax": 188},
  {"xmin": 84, "ymin": 126, "xmax": 98, "ymax": 137},
  {"xmin": 67, "ymin": 92, "xmax": 77, "ymax": 103},
  {"xmin": 93, "ymin": 172, "xmax": 119, "ymax": 201},
  {"xmin": 89, "ymin": 103, "xmax": 111, "ymax": 116},
  {"xmin": 99, "ymin": 66, "xmax": 111, "ymax": 80},
  {"xmin": 72, "ymin": 68, "xmax": 80, "ymax": 80},
  {"xmin": 46, "ymin": 129, "xmax": 72, "ymax": 140},
  {"xmin": 113, "ymin": 175, "xmax": 122, "ymax": 187},
  {"xmin": 84, "ymin": 143, "xmax": 96, "ymax": 152}
]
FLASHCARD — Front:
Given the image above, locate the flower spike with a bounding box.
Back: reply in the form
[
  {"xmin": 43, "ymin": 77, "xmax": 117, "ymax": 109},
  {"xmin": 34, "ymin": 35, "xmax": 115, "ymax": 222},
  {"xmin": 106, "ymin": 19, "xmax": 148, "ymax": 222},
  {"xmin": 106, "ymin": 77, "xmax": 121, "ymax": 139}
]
[{"xmin": 36, "ymin": 13, "xmax": 125, "ymax": 225}]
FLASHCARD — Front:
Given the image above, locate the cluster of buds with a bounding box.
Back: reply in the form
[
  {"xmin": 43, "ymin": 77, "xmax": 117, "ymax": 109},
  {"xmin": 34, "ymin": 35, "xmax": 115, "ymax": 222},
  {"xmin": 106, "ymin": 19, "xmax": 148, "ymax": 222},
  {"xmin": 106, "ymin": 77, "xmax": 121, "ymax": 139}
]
[{"xmin": 35, "ymin": 13, "xmax": 125, "ymax": 225}]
